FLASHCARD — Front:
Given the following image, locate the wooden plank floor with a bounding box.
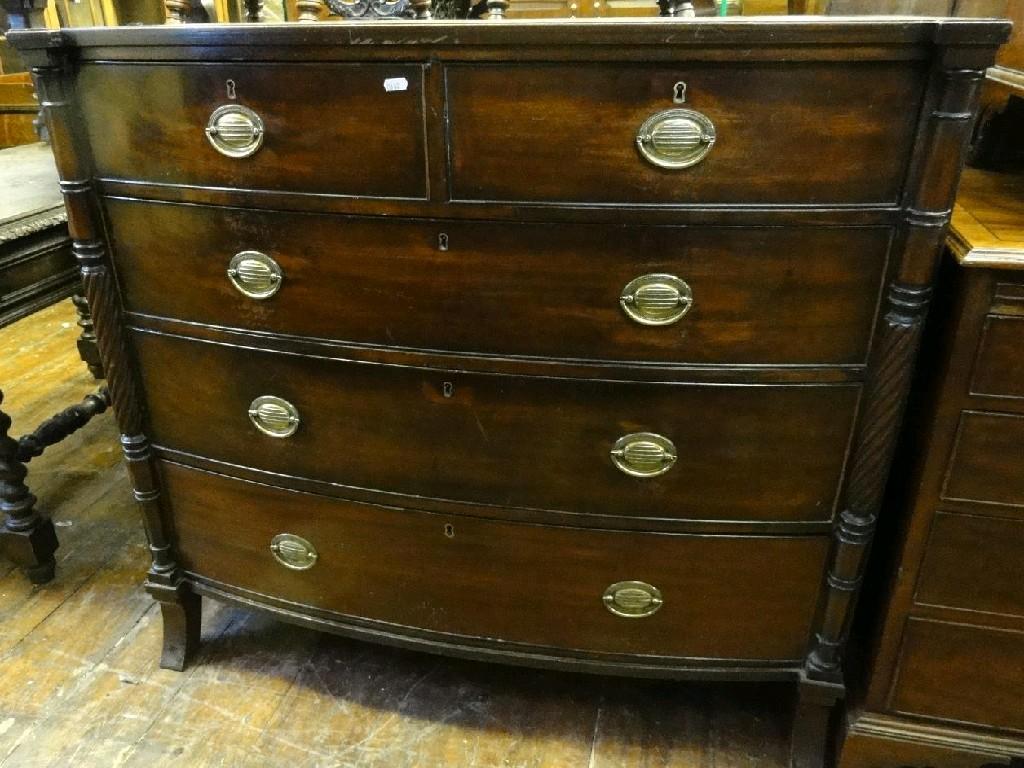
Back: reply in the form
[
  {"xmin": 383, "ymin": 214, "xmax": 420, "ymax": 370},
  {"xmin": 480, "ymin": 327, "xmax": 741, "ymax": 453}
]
[{"xmin": 0, "ymin": 301, "xmax": 796, "ymax": 768}]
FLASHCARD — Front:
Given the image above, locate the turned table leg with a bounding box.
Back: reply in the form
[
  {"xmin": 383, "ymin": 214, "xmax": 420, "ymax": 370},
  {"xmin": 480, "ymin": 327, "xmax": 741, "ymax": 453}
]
[
  {"xmin": 72, "ymin": 294, "xmax": 104, "ymax": 380},
  {"xmin": 0, "ymin": 390, "xmax": 59, "ymax": 584}
]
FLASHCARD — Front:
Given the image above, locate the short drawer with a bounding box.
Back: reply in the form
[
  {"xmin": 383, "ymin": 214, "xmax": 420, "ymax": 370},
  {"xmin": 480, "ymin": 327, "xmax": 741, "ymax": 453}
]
[
  {"xmin": 132, "ymin": 330, "xmax": 859, "ymax": 525},
  {"xmin": 447, "ymin": 62, "xmax": 925, "ymax": 205},
  {"xmin": 943, "ymin": 411, "xmax": 1024, "ymax": 508},
  {"xmin": 891, "ymin": 618, "xmax": 1024, "ymax": 732},
  {"xmin": 164, "ymin": 460, "xmax": 829, "ymax": 661},
  {"xmin": 77, "ymin": 63, "xmax": 426, "ymax": 198},
  {"xmin": 916, "ymin": 511, "xmax": 1024, "ymax": 619},
  {"xmin": 972, "ymin": 315, "xmax": 1024, "ymax": 399},
  {"xmin": 107, "ymin": 198, "xmax": 890, "ymax": 366}
]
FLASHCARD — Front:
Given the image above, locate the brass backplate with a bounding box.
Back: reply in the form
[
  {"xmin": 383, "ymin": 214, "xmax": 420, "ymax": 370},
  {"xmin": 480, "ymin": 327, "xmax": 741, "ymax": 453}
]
[
  {"xmin": 205, "ymin": 103, "xmax": 265, "ymax": 159},
  {"xmin": 620, "ymin": 273, "xmax": 693, "ymax": 326},
  {"xmin": 249, "ymin": 395, "xmax": 300, "ymax": 438},
  {"xmin": 610, "ymin": 432, "xmax": 677, "ymax": 478},
  {"xmin": 603, "ymin": 581, "xmax": 663, "ymax": 618},
  {"xmin": 227, "ymin": 250, "xmax": 283, "ymax": 300},
  {"xmin": 270, "ymin": 533, "xmax": 318, "ymax": 571},
  {"xmin": 636, "ymin": 108, "xmax": 715, "ymax": 169}
]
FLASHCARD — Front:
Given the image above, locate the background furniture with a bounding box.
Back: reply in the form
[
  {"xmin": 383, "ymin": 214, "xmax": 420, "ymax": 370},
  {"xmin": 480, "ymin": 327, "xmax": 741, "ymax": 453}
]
[
  {"xmin": 0, "ymin": 140, "xmax": 107, "ymax": 584},
  {"xmin": 838, "ymin": 0, "xmax": 1024, "ymax": 762},
  {"xmin": 837, "ymin": 170, "xmax": 1024, "ymax": 768}
]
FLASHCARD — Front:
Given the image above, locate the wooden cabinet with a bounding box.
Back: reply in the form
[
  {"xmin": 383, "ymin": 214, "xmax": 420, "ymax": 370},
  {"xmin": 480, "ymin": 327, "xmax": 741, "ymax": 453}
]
[
  {"xmin": 838, "ymin": 169, "xmax": 1024, "ymax": 767},
  {"xmin": 8, "ymin": 19, "xmax": 1008, "ymax": 768}
]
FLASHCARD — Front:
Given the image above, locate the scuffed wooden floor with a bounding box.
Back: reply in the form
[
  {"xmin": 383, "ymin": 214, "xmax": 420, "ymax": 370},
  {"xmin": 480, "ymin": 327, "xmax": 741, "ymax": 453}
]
[{"xmin": 0, "ymin": 302, "xmax": 795, "ymax": 768}]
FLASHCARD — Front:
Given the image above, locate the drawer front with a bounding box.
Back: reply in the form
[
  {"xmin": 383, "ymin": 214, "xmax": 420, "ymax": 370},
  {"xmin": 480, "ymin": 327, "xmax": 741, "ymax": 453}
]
[
  {"xmin": 891, "ymin": 618, "xmax": 1024, "ymax": 732},
  {"xmin": 164, "ymin": 461, "xmax": 829, "ymax": 661},
  {"xmin": 77, "ymin": 64, "xmax": 426, "ymax": 198},
  {"xmin": 447, "ymin": 63, "xmax": 924, "ymax": 205},
  {"xmin": 107, "ymin": 199, "xmax": 890, "ymax": 366},
  {"xmin": 132, "ymin": 330, "xmax": 859, "ymax": 524},
  {"xmin": 943, "ymin": 411, "xmax": 1024, "ymax": 508},
  {"xmin": 916, "ymin": 511, "xmax": 1024, "ymax": 619},
  {"xmin": 972, "ymin": 315, "xmax": 1024, "ymax": 399}
]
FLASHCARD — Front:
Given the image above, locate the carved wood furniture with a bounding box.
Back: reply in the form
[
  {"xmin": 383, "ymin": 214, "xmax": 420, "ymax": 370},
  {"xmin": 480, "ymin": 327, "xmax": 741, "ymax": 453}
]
[
  {"xmin": 9, "ymin": 19, "xmax": 1008, "ymax": 767},
  {"xmin": 837, "ymin": 169, "xmax": 1024, "ymax": 768}
]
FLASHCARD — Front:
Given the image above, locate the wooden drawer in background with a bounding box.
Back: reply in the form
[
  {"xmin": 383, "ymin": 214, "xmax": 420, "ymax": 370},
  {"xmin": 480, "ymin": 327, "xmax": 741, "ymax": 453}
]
[
  {"xmin": 972, "ymin": 314, "xmax": 1024, "ymax": 398},
  {"xmin": 165, "ymin": 460, "xmax": 830, "ymax": 662},
  {"xmin": 107, "ymin": 198, "xmax": 891, "ymax": 366},
  {"xmin": 916, "ymin": 511, "xmax": 1024, "ymax": 619},
  {"xmin": 891, "ymin": 618, "xmax": 1024, "ymax": 733},
  {"xmin": 943, "ymin": 411, "xmax": 1024, "ymax": 507},
  {"xmin": 447, "ymin": 62, "xmax": 926, "ymax": 205},
  {"xmin": 132, "ymin": 329, "xmax": 860, "ymax": 526},
  {"xmin": 77, "ymin": 63, "xmax": 427, "ymax": 198}
]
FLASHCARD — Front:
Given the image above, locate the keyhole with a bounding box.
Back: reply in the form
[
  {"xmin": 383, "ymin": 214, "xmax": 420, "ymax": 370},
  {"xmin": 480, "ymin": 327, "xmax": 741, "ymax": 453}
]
[
  {"xmin": 438, "ymin": 233, "xmax": 449, "ymax": 251},
  {"xmin": 444, "ymin": 523, "xmax": 455, "ymax": 538},
  {"xmin": 226, "ymin": 79, "xmax": 237, "ymax": 100},
  {"xmin": 673, "ymin": 82, "xmax": 686, "ymax": 104},
  {"xmin": 442, "ymin": 381, "xmax": 454, "ymax": 398}
]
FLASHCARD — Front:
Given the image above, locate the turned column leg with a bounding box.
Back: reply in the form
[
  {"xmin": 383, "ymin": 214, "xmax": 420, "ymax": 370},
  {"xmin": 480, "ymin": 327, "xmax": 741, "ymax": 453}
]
[
  {"xmin": 72, "ymin": 294, "xmax": 104, "ymax": 380},
  {"xmin": 0, "ymin": 391, "xmax": 58, "ymax": 584},
  {"xmin": 790, "ymin": 672, "xmax": 844, "ymax": 768}
]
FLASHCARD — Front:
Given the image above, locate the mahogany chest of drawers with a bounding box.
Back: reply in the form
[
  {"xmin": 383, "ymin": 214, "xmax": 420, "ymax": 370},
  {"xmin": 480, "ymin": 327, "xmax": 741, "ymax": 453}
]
[{"xmin": 8, "ymin": 18, "xmax": 1009, "ymax": 767}]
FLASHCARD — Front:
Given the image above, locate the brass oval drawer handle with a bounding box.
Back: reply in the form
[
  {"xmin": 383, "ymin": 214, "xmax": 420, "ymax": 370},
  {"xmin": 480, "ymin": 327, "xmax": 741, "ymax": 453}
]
[
  {"xmin": 603, "ymin": 581, "xmax": 663, "ymax": 618},
  {"xmin": 636, "ymin": 108, "xmax": 715, "ymax": 169},
  {"xmin": 205, "ymin": 104, "xmax": 265, "ymax": 159},
  {"xmin": 270, "ymin": 533, "xmax": 318, "ymax": 571},
  {"xmin": 227, "ymin": 250, "xmax": 283, "ymax": 300},
  {"xmin": 620, "ymin": 274, "xmax": 693, "ymax": 326},
  {"xmin": 249, "ymin": 395, "xmax": 300, "ymax": 438},
  {"xmin": 610, "ymin": 432, "xmax": 676, "ymax": 478}
]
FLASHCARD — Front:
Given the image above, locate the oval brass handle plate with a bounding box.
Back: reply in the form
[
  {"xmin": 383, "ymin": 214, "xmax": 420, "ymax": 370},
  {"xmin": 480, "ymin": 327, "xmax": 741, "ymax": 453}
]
[
  {"xmin": 636, "ymin": 108, "xmax": 715, "ymax": 169},
  {"xmin": 610, "ymin": 432, "xmax": 677, "ymax": 478},
  {"xmin": 620, "ymin": 274, "xmax": 693, "ymax": 326},
  {"xmin": 227, "ymin": 250, "xmax": 283, "ymax": 300},
  {"xmin": 270, "ymin": 533, "xmax": 318, "ymax": 571},
  {"xmin": 603, "ymin": 581, "xmax": 663, "ymax": 618},
  {"xmin": 249, "ymin": 395, "xmax": 300, "ymax": 438},
  {"xmin": 205, "ymin": 103, "xmax": 265, "ymax": 159}
]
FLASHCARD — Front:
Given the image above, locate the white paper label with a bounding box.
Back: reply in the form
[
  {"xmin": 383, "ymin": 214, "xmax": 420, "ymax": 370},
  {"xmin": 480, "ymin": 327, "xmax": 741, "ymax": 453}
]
[{"xmin": 383, "ymin": 77, "xmax": 409, "ymax": 93}]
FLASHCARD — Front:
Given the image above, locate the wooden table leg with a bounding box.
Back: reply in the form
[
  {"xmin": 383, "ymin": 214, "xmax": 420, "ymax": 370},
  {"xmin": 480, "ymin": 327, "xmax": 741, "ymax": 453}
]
[
  {"xmin": 0, "ymin": 389, "xmax": 58, "ymax": 584},
  {"xmin": 72, "ymin": 294, "xmax": 104, "ymax": 380}
]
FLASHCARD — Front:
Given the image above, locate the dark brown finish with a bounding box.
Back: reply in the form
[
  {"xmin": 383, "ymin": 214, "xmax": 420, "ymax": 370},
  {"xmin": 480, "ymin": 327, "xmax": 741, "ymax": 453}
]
[
  {"xmin": 891, "ymin": 619, "xmax": 1024, "ymax": 733},
  {"xmin": 72, "ymin": 292, "xmax": 103, "ymax": 379},
  {"xmin": 916, "ymin": 511, "xmax": 1024, "ymax": 618},
  {"xmin": 107, "ymin": 199, "xmax": 891, "ymax": 367},
  {"xmin": 77, "ymin": 63, "xmax": 427, "ymax": 199},
  {"xmin": 166, "ymin": 460, "xmax": 830, "ymax": 662},
  {"xmin": 447, "ymin": 63, "xmax": 926, "ymax": 206},
  {"xmin": 9, "ymin": 20, "xmax": 1009, "ymax": 768},
  {"xmin": 943, "ymin": 410, "xmax": 1024, "ymax": 507},
  {"xmin": 838, "ymin": 150, "xmax": 1024, "ymax": 764},
  {"xmin": 15, "ymin": 388, "xmax": 110, "ymax": 463},
  {"xmin": 132, "ymin": 329, "xmax": 860, "ymax": 526},
  {"xmin": 973, "ymin": 316, "xmax": 1024, "ymax": 397},
  {"xmin": 0, "ymin": 389, "xmax": 58, "ymax": 584}
]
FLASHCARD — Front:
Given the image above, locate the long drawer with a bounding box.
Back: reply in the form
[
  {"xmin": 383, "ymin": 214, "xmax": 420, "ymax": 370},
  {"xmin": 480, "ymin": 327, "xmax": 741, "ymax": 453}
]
[
  {"xmin": 107, "ymin": 198, "xmax": 890, "ymax": 366},
  {"xmin": 164, "ymin": 460, "xmax": 829, "ymax": 661},
  {"xmin": 447, "ymin": 62, "xmax": 926, "ymax": 205},
  {"xmin": 77, "ymin": 63, "xmax": 427, "ymax": 198},
  {"xmin": 132, "ymin": 329, "xmax": 859, "ymax": 525}
]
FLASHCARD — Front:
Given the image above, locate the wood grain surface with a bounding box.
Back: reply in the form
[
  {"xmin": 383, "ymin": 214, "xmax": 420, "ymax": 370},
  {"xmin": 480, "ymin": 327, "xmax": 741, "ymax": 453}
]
[{"xmin": 0, "ymin": 302, "xmax": 797, "ymax": 768}]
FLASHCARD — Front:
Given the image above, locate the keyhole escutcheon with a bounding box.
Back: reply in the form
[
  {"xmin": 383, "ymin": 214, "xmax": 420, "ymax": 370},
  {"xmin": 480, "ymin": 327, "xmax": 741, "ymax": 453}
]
[{"xmin": 673, "ymin": 81, "xmax": 687, "ymax": 104}]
